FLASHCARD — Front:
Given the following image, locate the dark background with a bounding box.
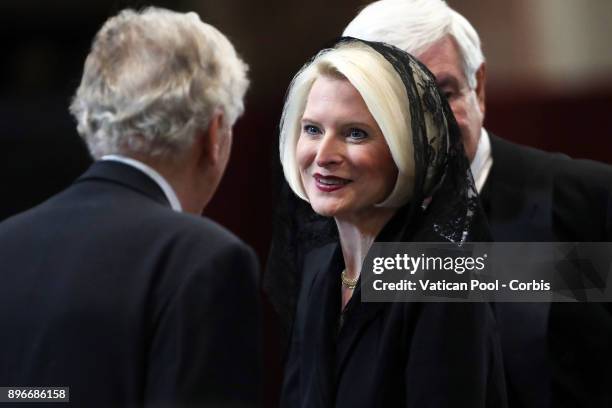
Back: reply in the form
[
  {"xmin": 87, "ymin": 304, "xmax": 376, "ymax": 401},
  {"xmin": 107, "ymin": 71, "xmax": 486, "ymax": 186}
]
[{"xmin": 2, "ymin": 1, "xmax": 611, "ymax": 406}]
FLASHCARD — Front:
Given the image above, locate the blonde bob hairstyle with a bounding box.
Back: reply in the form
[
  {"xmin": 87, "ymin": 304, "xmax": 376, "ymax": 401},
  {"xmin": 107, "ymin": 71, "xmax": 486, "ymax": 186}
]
[{"xmin": 280, "ymin": 40, "xmax": 445, "ymax": 208}]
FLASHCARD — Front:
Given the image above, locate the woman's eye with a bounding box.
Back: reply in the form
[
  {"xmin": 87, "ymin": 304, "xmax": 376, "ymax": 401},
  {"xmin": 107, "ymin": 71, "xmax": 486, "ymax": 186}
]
[
  {"xmin": 348, "ymin": 128, "xmax": 368, "ymax": 140},
  {"xmin": 303, "ymin": 124, "xmax": 320, "ymax": 135}
]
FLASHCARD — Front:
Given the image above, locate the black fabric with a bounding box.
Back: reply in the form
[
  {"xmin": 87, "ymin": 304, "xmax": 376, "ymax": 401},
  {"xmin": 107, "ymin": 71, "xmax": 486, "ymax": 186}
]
[
  {"xmin": 482, "ymin": 133, "xmax": 612, "ymax": 242},
  {"xmin": 0, "ymin": 160, "xmax": 262, "ymax": 407},
  {"xmin": 281, "ymin": 243, "xmax": 507, "ymax": 408},
  {"xmin": 265, "ymin": 38, "xmax": 502, "ymax": 407},
  {"xmin": 482, "ymin": 134, "xmax": 612, "ymax": 408}
]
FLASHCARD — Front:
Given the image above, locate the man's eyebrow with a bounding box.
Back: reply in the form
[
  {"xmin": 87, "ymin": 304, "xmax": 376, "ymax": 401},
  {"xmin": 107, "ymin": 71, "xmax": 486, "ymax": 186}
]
[{"xmin": 435, "ymin": 74, "xmax": 459, "ymax": 88}]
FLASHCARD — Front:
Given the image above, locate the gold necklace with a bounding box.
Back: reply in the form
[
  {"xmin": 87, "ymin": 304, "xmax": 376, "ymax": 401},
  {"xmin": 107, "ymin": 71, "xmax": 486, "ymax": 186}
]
[{"xmin": 341, "ymin": 270, "xmax": 358, "ymax": 289}]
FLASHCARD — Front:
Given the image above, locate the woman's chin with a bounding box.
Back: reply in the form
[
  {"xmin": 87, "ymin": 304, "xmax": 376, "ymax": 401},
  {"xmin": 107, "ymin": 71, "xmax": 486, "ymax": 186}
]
[
  {"xmin": 309, "ymin": 202, "xmax": 344, "ymax": 218},
  {"xmin": 310, "ymin": 207, "xmax": 337, "ymax": 218}
]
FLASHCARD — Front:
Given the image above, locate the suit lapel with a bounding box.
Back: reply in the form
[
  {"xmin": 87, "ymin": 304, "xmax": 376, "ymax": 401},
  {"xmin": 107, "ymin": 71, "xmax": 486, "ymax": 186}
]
[
  {"xmin": 486, "ymin": 134, "xmax": 554, "ymax": 240},
  {"xmin": 486, "ymin": 135, "xmax": 554, "ymax": 406},
  {"xmin": 75, "ymin": 161, "xmax": 171, "ymax": 208}
]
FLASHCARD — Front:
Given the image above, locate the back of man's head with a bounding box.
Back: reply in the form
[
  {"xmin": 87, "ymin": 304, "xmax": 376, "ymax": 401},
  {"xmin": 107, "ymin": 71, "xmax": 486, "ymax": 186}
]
[
  {"xmin": 343, "ymin": 0, "xmax": 483, "ymax": 89},
  {"xmin": 70, "ymin": 7, "xmax": 249, "ymax": 160}
]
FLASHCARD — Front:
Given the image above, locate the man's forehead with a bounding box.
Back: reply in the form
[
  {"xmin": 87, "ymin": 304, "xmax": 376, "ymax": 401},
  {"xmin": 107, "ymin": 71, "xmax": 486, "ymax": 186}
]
[{"xmin": 415, "ymin": 36, "xmax": 466, "ymax": 83}]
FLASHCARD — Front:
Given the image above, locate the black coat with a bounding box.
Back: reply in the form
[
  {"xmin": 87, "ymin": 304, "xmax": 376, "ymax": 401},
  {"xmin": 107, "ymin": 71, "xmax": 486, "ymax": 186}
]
[
  {"xmin": 482, "ymin": 134, "xmax": 612, "ymax": 408},
  {"xmin": 281, "ymin": 243, "xmax": 508, "ymax": 408},
  {"xmin": 0, "ymin": 161, "xmax": 262, "ymax": 407}
]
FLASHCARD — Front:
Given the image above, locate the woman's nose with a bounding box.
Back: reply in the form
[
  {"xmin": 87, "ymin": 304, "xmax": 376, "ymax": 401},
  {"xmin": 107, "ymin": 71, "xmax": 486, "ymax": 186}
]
[{"xmin": 315, "ymin": 133, "xmax": 343, "ymax": 167}]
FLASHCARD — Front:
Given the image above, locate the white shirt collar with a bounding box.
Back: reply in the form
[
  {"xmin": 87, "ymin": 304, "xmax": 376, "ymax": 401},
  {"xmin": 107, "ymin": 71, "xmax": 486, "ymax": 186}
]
[
  {"xmin": 101, "ymin": 155, "xmax": 183, "ymax": 212},
  {"xmin": 470, "ymin": 128, "xmax": 493, "ymax": 193}
]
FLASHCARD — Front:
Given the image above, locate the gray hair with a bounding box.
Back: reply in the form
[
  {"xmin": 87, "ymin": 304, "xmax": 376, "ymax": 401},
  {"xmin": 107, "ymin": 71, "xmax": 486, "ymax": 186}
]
[
  {"xmin": 343, "ymin": 0, "xmax": 484, "ymax": 89},
  {"xmin": 70, "ymin": 7, "xmax": 249, "ymax": 159}
]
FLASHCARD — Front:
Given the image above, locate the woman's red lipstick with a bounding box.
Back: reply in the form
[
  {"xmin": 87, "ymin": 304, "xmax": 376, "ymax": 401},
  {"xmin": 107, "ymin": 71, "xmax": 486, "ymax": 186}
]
[{"xmin": 314, "ymin": 173, "xmax": 351, "ymax": 192}]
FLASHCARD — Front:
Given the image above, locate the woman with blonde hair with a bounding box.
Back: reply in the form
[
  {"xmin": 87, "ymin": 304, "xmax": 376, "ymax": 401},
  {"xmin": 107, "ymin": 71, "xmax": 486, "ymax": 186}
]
[{"xmin": 266, "ymin": 38, "xmax": 506, "ymax": 407}]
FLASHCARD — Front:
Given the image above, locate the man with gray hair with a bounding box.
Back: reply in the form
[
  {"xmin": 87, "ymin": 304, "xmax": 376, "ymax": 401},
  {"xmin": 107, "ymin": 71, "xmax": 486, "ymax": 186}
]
[
  {"xmin": 0, "ymin": 7, "xmax": 260, "ymax": 407},
  {"xmin": 344, "ymin": 1, "xmax": 612, "ymax": 407}
]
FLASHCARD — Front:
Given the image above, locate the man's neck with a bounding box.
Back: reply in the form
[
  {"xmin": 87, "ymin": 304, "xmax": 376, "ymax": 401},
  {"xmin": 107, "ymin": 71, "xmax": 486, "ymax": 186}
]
[
  {"xmin": 101, "ymin": 154, "xmax": 184, "ymax": 212},
  {"xmin": 110, "ymin": 152, "xmax": 206, "ymax": 215}
]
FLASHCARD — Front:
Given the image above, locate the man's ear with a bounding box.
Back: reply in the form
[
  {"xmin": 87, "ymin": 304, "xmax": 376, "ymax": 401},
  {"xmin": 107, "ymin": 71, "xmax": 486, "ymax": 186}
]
[
  {"xmin": 475, "ymin": 63, "xmax": 486, "ymax": 116},
  {"xmin": 196, "ymin": 110, "xmax": 224, "ymax": 166}
]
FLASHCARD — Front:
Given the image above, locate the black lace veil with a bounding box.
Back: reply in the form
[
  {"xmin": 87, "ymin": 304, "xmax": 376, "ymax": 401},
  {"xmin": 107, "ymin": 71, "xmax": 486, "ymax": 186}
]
[{"xmin": 265, "ymin": 37, "xmax": 488, "ymax": 341}]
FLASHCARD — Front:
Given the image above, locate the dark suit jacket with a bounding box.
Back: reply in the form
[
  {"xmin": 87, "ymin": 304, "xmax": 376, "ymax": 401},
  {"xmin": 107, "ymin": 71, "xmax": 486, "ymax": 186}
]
[
  {"xmin": 0, "ymin": 161, "xmax": 262, "ymax": 407},
  {"xmin": 280, "ymin": 243, "xmax": 507, "ymax": 408},
  {"xmin": 481, "ymin": 134, "xmax": 612, "ymax": 408}
]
